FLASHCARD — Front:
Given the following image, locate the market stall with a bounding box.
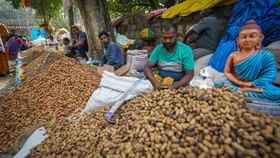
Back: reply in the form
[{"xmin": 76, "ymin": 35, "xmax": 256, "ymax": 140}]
[
  {"xmin": 0, "ymin": 49, "xmax": 279, "ymax": 157},
  {"xmin": 1, "ymin": 0, "xmax": 280, "ymax": 157}
]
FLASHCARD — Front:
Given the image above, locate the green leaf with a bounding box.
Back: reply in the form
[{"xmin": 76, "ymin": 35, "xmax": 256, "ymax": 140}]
[{"xmin": 49, "ymin": 115, "xmax": 56, "ymax": 126}]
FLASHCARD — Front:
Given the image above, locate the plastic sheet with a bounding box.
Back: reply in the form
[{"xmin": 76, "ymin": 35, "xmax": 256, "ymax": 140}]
[
  {"xmin": 14, "ymin": 127, "xmax": 47, "ymax": 158},
  {"xmin": 82, "ymin": 71, "xmax": 152, "ymax": 113}
]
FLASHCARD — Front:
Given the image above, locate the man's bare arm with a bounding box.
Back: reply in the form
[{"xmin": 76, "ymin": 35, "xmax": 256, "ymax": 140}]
[
  {"xmin": 171, "ymin": 70, "xmax": 194, "ymax": 89},
  {"xmin": 144, "ymin": 62, "xmax": 161, "ymax": 89},
  {"xmin": 184, "ymin": 29, "xmax": 198, "ymax": 44}
]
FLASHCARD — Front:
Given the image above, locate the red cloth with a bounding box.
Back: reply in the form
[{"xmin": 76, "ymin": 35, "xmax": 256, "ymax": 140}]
[
  {"xmin": 21, "ymin": 0, "xmax": 30, "ymax": 7},
  {"xmin": 0, "ymin": 45, "xmax": 9, "ymax": 74},
  {"xmin": 147, "ymin": 8, "xmax": 167, "ymax": 20}
]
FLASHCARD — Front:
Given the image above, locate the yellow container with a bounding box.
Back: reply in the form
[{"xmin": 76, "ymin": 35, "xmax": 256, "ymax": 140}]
[{"xmin": 161, "ymin": 77, "xmax": 174, "ymax": 85}]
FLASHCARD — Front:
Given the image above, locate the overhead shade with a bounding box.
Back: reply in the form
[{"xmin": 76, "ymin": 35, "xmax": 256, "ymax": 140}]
[{"xmin": 161, "ymin": 0, "xmax": 237, "ymax": 19}]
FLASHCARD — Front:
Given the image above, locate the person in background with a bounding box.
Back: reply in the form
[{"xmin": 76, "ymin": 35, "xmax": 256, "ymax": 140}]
[
  {"xmin": 7, "ymin": 35, "xmax": 20, "ymax": 60},
  {"xmin": 98, "ymin": 31, "xmax": 124, "ymax": 69},
  {"xmin": 36, "ymin": 26, "xmax": 42, "ymax": 38},
  {"xmin": 46, "ymin": 35, "xmax": 58, "ymax": 51},
  {"xmin": 62, "ymin": 37, "xmax": 76, "ymax": 58},
  {"xmin": 17, "ymin": 35, "xmax": 28, "ymax": 51},
  {"xmin": 144, "ymin": 22, "xmax": 194, "ymax": 90},
  {"xmin": 216, "ymin": 20, "xmax": 280, "ymax": 103},
  {"xmin": 0, "ymin": 36, "xmax": 9, "ymax": 76},
  {"xmin": 184, "ymin": 9, "xmax": 221, "ymax": 60},
  {"xmin": 71, "ymin": 25, "xmax": 89, "ymax": 61},
  {"xmin": 8, "ymin": 29, "xmax": 17, "ymax": 40}
]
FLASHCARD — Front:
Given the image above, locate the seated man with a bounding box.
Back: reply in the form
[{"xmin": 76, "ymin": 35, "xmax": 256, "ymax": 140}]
[
  {"xmin": 144, "ymin": 23, "xmax": 194, "ymax": 90},
  {"xmin": 216, "ymin": 20, "xmax": 280, "ymax": 103},
  {"xmin": 98, "ymin": 31, "xmax": 124, "ymax": 69},
  {"xmin": 184, "ymin": 9, "xmax": 221, "ymax": 60},
  {"xmin": 46, "ymin": 35, "xmax": 58, "ymax": 51},
  {"xmin": 62, "ymin": 37, "xmax": 76, "ymax": 58},
  {"xmin": 71, "ymin": 25, "xmax": 89, "ymax": 61}
]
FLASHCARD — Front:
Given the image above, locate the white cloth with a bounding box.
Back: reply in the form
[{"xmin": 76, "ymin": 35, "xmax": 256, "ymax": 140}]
[
  {"xmin": 194, "ymin": 53, "xmax": 213, "ymax": 76},
  {"xmin": 191, "ymin": 65, "xmax": 225, "ymax": 89},
  {"xmin": 14, "ymin": 127, "xmax": 48, "ymax": 158},
  {"xmin": 83, "ymin": 71, "xmax": 153, "ymax": 113},
  {"xmin": 45, "ymin": 39, "xmax": 58, "ymax": 51},
  {"xmin": 200, "ymin": 66, "xmax": 225, "ymax": 81},
  {"xmin": 31, "ymin": 37, "xmax": 46, "ymax": 46}
]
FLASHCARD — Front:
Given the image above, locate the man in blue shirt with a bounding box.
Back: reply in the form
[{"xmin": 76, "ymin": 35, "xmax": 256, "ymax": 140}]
[
  {"xmin": 71, "ymin": 25, "xmax": 89, "ymax": 61},
  {"xmin": 98, "ymin": 31, "xmax": 124, "ymax": 69}
]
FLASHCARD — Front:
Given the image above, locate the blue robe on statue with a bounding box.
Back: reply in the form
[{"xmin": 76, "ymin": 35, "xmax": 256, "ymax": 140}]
[{"xmin": 215, "ymin": 50, "xmax": 280, "ymax": 104}]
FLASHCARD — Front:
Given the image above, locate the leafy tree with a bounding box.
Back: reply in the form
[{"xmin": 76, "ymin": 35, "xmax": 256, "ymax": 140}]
[
  {"xmin": 30, "ymin": 0, "xmax": 62, "ymax": 33},
  {"xmin": 75, "ymin": 0, "xmax": 114, "ymax": 57},
  {"xmin": 7, "ymin": 0, "xmax": 62, "ymax": 33},
  {"xmin": 7, "ymin": 0, "xmax": 20, "ymax": 8}
]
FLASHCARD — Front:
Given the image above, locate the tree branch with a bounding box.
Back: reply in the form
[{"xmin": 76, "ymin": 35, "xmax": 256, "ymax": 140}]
[
  {"xmin": 147, "ymin": 0, "xmax": 158, "ymax": 9},
  {"xmin": 130, "ymin": 2, "xmax": 150, "ymax": 7}
]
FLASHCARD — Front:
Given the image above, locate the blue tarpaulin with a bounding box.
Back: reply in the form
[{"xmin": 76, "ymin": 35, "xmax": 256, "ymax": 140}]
[
  {"xmin": 30, "ymin": 28, "xmax": 46, "ymax": 40},
  {"xmin": 209, "ymin": 0, "xmax": 280, "ymax": 72}
]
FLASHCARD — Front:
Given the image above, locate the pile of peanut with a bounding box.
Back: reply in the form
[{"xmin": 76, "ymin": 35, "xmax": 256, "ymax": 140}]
[
  {"xmin": 0, "ymin": 58, "xmax": 100, "ymax": 154},
  {"xmin": 29, "ymin": 87, "xmax": 280, "ymax": 157},
  {"xmin": 19, "ymin": 46, "xmax": 46, "ymax": 64},
  {"xmin": 21, "ymin": 50, "xmax": 64, "ymax": 81}
]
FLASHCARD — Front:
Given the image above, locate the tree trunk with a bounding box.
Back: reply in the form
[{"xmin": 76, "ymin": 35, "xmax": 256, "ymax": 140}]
[
  {"xmin": 147, "ymin": 0, "xmax": 158, "ymax": 9},
  {"xmin": 39, "ymin": 0, "xmax": 49, "ymax": 36},
  {"xmin": 77, "ymin": 0, "xmax": 113, "ymax": 59},
  {"xmin": 68, "ymin": 4, "xmax": 74, "ymax": 39}
]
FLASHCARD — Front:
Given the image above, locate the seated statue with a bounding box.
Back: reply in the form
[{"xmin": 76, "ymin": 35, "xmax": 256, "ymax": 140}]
[{"xmin": 216, "ymin": 20, "xmax": 280, "ymax": 103}]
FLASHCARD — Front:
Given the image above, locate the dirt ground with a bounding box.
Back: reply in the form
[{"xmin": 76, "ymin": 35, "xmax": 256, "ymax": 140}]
[
  {"xmin": 0, "ymin": 75, "xmax": 9, "ymax": 90},
  {"xmin": 0, "ymin": 60, "xmax": 16, "ymax": 96}
]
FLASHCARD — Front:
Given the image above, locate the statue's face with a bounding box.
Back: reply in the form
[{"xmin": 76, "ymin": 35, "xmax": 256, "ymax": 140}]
[{"xmin": 237, "ymin": 29, "xmax": 263, "ymax": 50}]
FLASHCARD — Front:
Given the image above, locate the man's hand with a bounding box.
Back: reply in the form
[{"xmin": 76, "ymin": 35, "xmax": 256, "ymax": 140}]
[
  {"xmin": 169, "ymin": 70, "xmax": 194, "ymax": 89},
  {"xmin": 153, "ymin": 82, "xmax": 161, "ymax": 90},
  {"xmin": 169, "ymin": 82, "xmax": 179, "ymax": 90},
  {"xmin": 186, "ymin": 38, "xmax": 193, "ymax": 44},
  {"xmin": 184, "ymin": 29, "xmax": 198, "ymax": 44}
]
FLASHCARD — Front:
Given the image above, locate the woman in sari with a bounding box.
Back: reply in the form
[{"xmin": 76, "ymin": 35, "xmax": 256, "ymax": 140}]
[
  {"xmin": 217, "ymin": 20, "xmax": 280, "ymax": 103},
  {"xmin": 0, "ymin": 36, "xmax": 9, "ymax": 76}
]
